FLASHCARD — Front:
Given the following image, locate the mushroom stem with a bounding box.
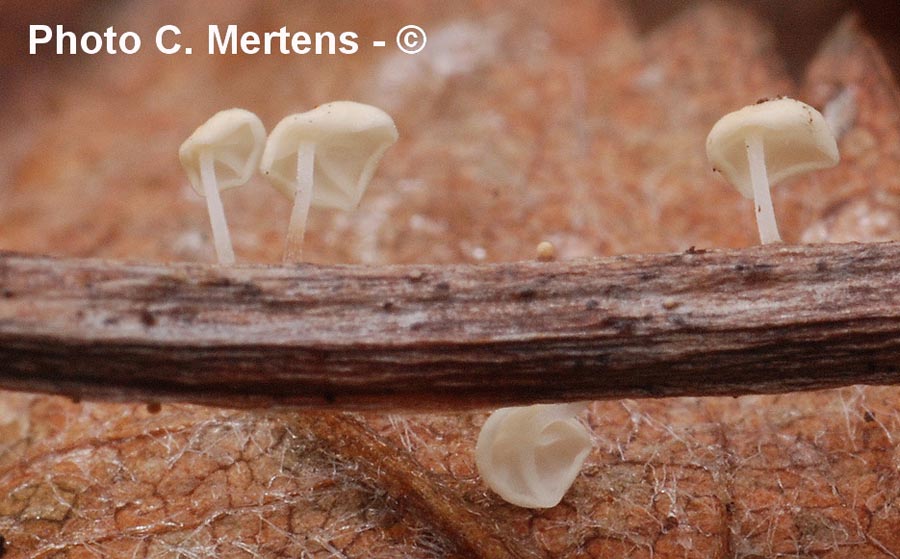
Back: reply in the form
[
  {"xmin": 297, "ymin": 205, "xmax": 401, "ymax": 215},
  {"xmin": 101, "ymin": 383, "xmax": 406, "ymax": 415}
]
[
  {"xmin": 283, "ymin": 142, "xmax": 315, "ymax": 263},
  {"xmin": 746, "ymin": 133, "xmax": 782, "ymax": 244},
  {"xmin": 199, "ymin": 151, "xmax": 236, "ymax": 265}
]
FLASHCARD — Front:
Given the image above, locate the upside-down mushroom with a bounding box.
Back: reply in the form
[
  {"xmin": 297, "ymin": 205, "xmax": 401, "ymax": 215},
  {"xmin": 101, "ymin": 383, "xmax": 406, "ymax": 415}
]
[{"xmin": 475, "ymin": 402, "xmax": 592, "ymax": 508}]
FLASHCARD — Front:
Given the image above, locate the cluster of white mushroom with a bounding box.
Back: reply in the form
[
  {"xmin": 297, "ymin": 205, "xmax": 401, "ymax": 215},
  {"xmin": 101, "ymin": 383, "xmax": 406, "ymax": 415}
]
[
  {"xmin": 179, "ymin": 102, "xmax": 399, "ymax": 264},
  {"xmin": 178, "ymin": 96, "xmax": 842, "ymax": 513}
]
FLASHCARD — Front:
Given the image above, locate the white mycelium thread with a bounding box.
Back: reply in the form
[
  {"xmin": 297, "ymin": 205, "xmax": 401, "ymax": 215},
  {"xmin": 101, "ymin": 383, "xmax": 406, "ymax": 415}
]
[{"xmin": 475, "ymin": 402, "xmax": 592, "ymax": 509}]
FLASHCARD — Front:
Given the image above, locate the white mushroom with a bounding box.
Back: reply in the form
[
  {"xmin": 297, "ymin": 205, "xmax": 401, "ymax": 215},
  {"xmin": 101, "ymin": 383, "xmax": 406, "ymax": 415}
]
[
  {"xmin": 260, "ymin": 101, "xmax": 398, "ymax": 263},
  {"xmin": 706, "ymin": 97, "xmax": 839, "ymax": 244},
  {"xmin": 475, "ymin": 402, "xmax": 592, "ymax": 509},
  {"xmin": 179, "ymin": 108, "xmax": 266, "ymax": 265}
]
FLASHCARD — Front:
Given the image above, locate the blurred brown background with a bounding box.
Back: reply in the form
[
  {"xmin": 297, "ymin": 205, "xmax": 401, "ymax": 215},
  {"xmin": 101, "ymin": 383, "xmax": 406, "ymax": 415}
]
[
  {"xmin": 629, "ymin": 0, "xmax": 900, "ymax": 75},
  {"xmin": 7, "ymin": 1, "xmax": 900, "ymax": 75},
  {"xmin": 2, "ymin": 0, "xmax": 900, "ymax": 265}
]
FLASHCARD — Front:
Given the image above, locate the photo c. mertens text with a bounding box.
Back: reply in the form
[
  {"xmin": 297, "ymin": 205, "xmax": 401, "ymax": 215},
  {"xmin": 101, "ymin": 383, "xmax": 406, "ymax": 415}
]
[{"xmin": 29, "ymin": 24, "xmax": 360, "ymax": 56}]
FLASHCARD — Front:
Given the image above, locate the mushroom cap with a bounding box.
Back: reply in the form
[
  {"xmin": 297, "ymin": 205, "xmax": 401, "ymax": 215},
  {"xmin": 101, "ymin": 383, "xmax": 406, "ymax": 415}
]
[
  {"xmin": 706, "ymin": 97, "xmax": 839, "ymax": 199},
  {"xmin": 475, "ymin": 403, "xmax": 591, "ymax": 509},
  {"xmin": 260, "ymin": 101, "xmax": 399, "ymax": 210},
  {"xmin": 179, "ymin": 108, "xmax": 267, "ymax": 196}
]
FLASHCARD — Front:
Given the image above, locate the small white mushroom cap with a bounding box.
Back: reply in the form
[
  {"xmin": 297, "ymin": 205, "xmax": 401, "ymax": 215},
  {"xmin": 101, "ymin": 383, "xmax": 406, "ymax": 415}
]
[
  {"xmin": 260, "ymin": 101, "xmax": 399, "ymax": 210},
  {"xmin": 706, "ymin": 97, "xmax": 839, "ymax": 198},
  {"xmin": 475, "ymin": 402, "xmax": 592, "ymax": 509},
  {"xmin": 179, "ymin": 108, "xmax": 267, "ymax": 196}
]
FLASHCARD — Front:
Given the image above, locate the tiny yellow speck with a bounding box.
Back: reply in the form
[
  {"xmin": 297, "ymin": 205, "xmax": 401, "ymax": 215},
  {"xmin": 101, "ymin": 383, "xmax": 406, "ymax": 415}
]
[{"xmin": 536, "ymin": 241, "xmax": 556, "ymax": 262}]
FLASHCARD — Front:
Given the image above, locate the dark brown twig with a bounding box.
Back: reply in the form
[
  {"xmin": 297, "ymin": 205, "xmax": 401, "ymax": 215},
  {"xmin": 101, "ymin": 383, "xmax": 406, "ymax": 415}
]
[{"xmin": 0, "ymin": 242, "xmax": 899, "ymax": 410}]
